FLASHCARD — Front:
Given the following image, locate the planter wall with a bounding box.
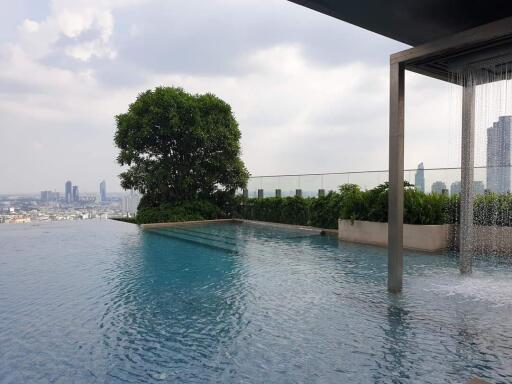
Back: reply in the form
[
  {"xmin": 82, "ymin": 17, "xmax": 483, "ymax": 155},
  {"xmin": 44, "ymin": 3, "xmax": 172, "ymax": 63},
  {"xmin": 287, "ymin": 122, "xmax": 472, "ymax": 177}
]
[{"xmin": 338, "ymin": 219, "xmax": 455, "ymax": 252}]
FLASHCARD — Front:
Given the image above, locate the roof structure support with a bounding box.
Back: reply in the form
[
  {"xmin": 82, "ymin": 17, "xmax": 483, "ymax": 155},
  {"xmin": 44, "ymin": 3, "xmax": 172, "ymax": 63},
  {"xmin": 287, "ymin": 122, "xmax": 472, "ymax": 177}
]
[
  {"xmin": 387, "ymin": 17, "xmax": 512, "ymax": 292},
  {"xmin": 388, "ymin": 61, "xmax": 404, "ymax": 293},
  {"xmin": 390, "ymin": 16, "xmax": 512, "ymax": 84}
]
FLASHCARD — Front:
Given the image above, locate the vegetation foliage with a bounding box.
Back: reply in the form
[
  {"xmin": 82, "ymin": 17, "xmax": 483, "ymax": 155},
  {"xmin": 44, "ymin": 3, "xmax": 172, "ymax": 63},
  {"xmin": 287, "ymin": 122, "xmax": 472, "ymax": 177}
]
[
  {"xmin": 136, "ymin": 200, "xmax": 221, "ymax": 224},
  {"xmin": 238, "ymin": 182, "xmax": 512, "ymax": 229},
  {"xmin": 113, "ymin": 87, "xmax": 512, "ymax": 228},
  {"xmin": 114, "ymin": 86, "xmax": 249, "ymax": 224}
]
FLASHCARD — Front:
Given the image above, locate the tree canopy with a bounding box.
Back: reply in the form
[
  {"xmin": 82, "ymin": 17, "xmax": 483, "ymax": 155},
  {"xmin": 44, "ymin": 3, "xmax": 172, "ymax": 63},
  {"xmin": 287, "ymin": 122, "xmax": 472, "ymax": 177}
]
[{"xmin": 115, "ymin": 86, "xmax": 249, "ymax": 208}]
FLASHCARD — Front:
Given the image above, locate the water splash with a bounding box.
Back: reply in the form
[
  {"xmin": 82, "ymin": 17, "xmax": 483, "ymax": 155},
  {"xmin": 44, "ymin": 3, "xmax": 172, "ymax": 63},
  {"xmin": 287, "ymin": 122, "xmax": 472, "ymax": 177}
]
[{"xmin": 451, "ymin": 63, "xmax": 512, "ymax": 265}]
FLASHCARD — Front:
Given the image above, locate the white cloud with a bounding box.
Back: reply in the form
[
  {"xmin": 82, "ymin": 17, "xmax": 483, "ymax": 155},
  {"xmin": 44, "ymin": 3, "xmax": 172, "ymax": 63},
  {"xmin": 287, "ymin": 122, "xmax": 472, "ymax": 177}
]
[
  {"xmin": 57, "ymin": 9, "xmax": 96, "ymax": 38},
  {"xmin": 20, "ymin": 19, "xmax": 40, "ymax": 33},
  {"xmin": 0, "ymin": 0, "xmax": 462, "ymax": 193},
  {"xmin": 10, "ymin": 0, "xmax": 140, "ymax": 63}
]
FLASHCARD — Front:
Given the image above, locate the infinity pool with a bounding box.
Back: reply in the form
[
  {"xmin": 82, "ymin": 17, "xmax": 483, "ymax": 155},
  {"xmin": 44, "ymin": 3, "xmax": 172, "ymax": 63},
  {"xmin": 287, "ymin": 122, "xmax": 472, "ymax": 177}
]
[{"xmin": 1, "ymin": 220, "xmax": 512, "ymax": 383}]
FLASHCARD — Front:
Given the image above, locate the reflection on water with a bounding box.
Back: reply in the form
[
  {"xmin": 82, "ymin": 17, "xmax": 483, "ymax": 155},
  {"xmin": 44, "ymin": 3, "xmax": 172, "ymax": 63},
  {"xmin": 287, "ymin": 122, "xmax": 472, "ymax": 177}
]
[
  {"xmin": 102, "ymin": 227, "xmax": 248, "ymax": 382},
  {"xmin": 1, "ymin": 220, "xmax": 512, "ymax": 383}
]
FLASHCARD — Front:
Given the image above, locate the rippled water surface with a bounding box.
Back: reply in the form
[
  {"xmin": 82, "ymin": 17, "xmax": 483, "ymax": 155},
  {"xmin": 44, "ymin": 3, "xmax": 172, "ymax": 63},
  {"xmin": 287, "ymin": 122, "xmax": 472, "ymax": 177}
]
[{"xmin": 1, "ymin": 220, "xmax": 512, "ymax": 383}]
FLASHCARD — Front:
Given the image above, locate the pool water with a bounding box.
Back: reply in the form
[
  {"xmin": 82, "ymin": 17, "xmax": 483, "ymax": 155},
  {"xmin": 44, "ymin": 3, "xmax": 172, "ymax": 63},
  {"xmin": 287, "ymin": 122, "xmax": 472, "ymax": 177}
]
[{"xmin": 1, "ymin": 220, "xmax": 512, "ymax": 383}]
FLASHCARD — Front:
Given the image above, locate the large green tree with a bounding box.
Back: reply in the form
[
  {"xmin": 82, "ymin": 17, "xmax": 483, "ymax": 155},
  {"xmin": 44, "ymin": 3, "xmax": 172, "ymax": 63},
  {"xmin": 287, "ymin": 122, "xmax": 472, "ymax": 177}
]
[{"xmin": 115, "ymin": 86, "xmax": 249, "ymax": 207}]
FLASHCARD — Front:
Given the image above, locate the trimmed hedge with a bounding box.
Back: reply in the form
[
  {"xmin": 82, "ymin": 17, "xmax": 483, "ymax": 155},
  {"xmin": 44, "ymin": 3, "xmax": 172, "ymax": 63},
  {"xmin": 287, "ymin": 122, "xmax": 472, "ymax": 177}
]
[
  {"xmin": 238, "ymin": 196, "xmax": 312, "ymax": 226},
  {"xmin": 474, "ymin": 193, "xmax": 512, "ymax": 226},
  {"xmin": 133, "ymin": 183, "xmax": 512, "ymax": 228},
  {"xmin": 136, "ymin": 200, "xmax": 222, "ymax": 224},
  {"xmin": 237, "ymin": 183, "xmax": 457, "ymax": 228}
]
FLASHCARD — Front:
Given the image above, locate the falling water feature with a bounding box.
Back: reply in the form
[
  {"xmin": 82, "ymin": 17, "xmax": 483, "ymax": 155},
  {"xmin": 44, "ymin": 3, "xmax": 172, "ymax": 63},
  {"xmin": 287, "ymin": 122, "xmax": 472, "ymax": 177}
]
[
  {"xmin": 386, "ymin": 18, "xmax": 512, "ymax": 291},
  {"xmin": 452, "ymin": 62, "xmax": 512, "ymax": 269}
]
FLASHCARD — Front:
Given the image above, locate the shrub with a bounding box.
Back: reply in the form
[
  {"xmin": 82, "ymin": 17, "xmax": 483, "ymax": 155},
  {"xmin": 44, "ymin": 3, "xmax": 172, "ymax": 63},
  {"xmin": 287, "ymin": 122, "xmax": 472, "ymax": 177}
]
[
  {"xmin": 474, "ymin": 193, "xmax": 512, "ymax": 226},
  {"xmin": 238, "ymin": 196, "xmax": 311, "ymax": 225},
  {"xmin": 136, "ymin": 200, "xmax": 221, "ymax": 224},
  {"xmin": 404, "ymin": 188, "xmax": 454, "ymax": 225},
  {"xmin": 309, "ymin": 191, "xmax": 344, "ymax": 229},
  {"xmin": 338, "ymin": 184, "xmax": 366, "ymax": 223},
  {"xmin": 238, "ymin": 182, "xmax": 465, "ymax": 228},
  {"xmin": 189, "ymin": 185, "xmax": 512, "ymax": 229}
]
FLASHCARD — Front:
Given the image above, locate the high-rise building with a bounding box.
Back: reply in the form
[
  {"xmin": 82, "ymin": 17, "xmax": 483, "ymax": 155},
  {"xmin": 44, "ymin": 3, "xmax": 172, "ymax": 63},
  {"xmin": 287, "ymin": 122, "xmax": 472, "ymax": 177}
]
[
  {"xmin": 40, "ymin": 191, "xmax": 50, "ymax": 202},
  {"xmin": 431, "ymin": 181, "xmax": 447, "ymax": 195},
  {"xmin": 65, "ymin": 181, "xmax": 72, "ymax": 203},
  {"xmin": 450, "ymin": 180, "xmax": 485, "ymax": 196},
  {"xmin": 100, "ymin": 180, "xmax": 107, "ymax": 202},
  {"xmin": 474, "ymin": 181, "xmax": 485, "ymax": 196},
  {"xmin": 41, "ymin": 190, "xmax": 58, "ymax": 202},
  {"xmin": 122, "ymin": 190, "xmax": 141, "ymax": 215},
  {"xmin": 487, "ymin": 116, "xmax": 512, "ymax": 194},
  {"xmin": 415, "ymin": 162, "xmax": 425, "ymax": 192},
  {"xmin": 72, "ymin": 185, "xmax": 79, "ymax": 202},
  {"xmin": 450, "ymin": 181, "xmax": 461, "ymax": 196}
]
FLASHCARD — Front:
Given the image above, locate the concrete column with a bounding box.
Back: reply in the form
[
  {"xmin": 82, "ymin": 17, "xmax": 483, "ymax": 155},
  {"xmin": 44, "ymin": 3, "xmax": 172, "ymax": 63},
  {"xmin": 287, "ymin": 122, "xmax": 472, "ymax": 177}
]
[
  {"xmin": 295, "ymin": 189, "xmax": 302, "ymax": 198},
  {"xmin": 460, "ymin": 84, "xmax": 475, "ymax": 274},
  {"xmin": 275, "ymin": 189, "xmax": 282, "ymax": 198},
  {"xmin": 388, "ymin": 62, "xmax": 405, "ymax": 293},
  {"xmin": 318, "ymin": 189, "xmax": 325, "ymax": 197},
  {"xmin": 257, "ymin": 189, "xmax": 264, "ymax": 199}
]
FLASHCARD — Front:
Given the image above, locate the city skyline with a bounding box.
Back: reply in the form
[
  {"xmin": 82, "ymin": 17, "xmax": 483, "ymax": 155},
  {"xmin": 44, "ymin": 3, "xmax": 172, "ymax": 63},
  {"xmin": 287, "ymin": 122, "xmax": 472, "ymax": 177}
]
[
  {"xmin": 33, "ymin": 179, "xmax": 110, "ymax": 200},
  {"xmin": 487, "ymin": 115, "xmax": 512, "ymax": 194}
]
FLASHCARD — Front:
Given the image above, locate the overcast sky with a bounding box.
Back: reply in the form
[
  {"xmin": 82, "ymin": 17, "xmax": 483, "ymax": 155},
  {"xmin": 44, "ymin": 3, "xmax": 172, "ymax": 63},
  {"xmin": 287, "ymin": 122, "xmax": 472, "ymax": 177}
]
[{"xmin": 1, "ymin": 0, "xmax": 498, "ymax": 194}]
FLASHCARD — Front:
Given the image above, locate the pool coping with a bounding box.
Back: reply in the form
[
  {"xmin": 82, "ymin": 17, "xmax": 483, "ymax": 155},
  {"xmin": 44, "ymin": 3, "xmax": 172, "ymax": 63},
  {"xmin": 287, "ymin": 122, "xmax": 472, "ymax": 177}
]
[
  {"xmin": 141, "ymin": 218, "xmax": 237, "ymax": 229},
  {"xmin": 240, "ymin": 219, "xmax": 338, "ymax": 236},
  {"xmin": 141, "ymin": 218, "xmax": 338, "ymax": 236}
]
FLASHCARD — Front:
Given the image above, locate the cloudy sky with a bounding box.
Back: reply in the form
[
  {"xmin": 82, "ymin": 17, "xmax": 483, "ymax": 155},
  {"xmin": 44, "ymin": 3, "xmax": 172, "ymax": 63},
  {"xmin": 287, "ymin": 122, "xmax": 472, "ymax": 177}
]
[{"xmin": 0, "ymin": 0, "xmax": 484, "ymax": 194}]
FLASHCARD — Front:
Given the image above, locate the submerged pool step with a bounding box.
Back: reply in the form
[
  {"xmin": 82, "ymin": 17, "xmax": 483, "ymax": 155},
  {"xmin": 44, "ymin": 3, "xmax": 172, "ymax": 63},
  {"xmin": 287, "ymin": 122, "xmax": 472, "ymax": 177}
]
[
  {"xmin": 160, "ymin": 227, "xmax": 239, "ymax": 247},
  {"xmin": 148, "ymin": 228, "xmax": 238, "ymax": 253},
  {"xmin": 169, "ymin": 227, "xmax": 240, "ymax": 242}
]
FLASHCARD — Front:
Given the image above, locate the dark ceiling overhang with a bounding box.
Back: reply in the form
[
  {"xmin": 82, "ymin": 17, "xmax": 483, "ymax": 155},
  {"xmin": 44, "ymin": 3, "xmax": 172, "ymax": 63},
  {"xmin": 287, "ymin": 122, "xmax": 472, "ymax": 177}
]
[
  {"xmin": 289, "ymin": 1, "xmax": 512, "ymax": 84},
  {"xmin": 392, "ymin": 16, "xmax": 512, "ymax": 84},
  {"xmin": 288, "ymin": 0, "xmax": 512, "ymax": 47}
]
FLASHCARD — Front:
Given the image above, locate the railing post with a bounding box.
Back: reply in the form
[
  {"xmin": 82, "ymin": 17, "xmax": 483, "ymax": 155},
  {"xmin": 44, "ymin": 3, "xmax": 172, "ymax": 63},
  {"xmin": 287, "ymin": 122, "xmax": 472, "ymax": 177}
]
[{"xmin": 388, "ymin": 61, "xmax": 405, "ymax": 293}]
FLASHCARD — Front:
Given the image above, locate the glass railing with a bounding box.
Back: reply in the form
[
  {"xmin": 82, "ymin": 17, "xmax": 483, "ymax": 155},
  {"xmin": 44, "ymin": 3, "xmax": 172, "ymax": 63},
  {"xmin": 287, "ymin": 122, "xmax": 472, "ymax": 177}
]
[{"xmin": 241, "ymin": 166, "xmax": 511, "ymax": 198}]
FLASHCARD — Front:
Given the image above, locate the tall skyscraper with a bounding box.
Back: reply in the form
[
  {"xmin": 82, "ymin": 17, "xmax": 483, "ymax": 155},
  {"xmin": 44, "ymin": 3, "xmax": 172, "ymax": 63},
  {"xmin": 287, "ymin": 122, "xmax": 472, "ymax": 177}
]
[
  {"xmin": 415, "ymin": 162, "xmax": 425, "ymax": 192},
  {"xmin": 487, "ymin": 116, "xmax": 512, "ymax": 194},
  {"xmin": 100, "ymin": 180, "xmax": 107, "ymax": 202},
  {"xmin": 65, "ymin": 181, "xmax": 72, "ymax": 203},
  {"xmin": 72, "ymin": 185, "xmax": 79, "ymax": 202}
]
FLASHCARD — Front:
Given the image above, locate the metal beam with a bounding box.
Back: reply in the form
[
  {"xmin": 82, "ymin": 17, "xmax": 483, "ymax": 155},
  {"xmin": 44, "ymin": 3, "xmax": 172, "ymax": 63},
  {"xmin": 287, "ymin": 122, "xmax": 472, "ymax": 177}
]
[
  {"xmin": 390, "ymin": 16, "xmax": 512, "ymax": 65},
  {"xmin": 388, "ymin": 61, "xmax": 405, "ymax": 293},
  {"xmin": 460, "ymin": 84, "xmax": 475, "ymax": 273},
  {"xmin": 390, "ymin": 16, "xmax": 512, "ymax": 85}
]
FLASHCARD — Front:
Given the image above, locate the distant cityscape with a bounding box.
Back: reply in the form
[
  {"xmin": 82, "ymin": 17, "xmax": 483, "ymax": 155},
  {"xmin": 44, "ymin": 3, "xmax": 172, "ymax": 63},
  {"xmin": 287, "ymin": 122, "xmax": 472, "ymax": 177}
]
[
  {"xmin": 3, "ymin": 116, "xmax": 512, "ymax": 223},
  {"xmin": 0, "ymin": 180, "xmax": 140, "ymax": 224},
  {"xmin": 415, "ymin": 115, "xmax": 512, "ymax": 196}
]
